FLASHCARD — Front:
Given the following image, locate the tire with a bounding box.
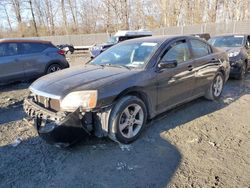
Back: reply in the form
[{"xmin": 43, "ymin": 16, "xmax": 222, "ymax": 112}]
[
  {"xmin": 236, "ymin": 63, "xmax": 247, "ymax": 80},
  {"xmin": 46, "ymin": 64, "xmax": 62, "ymax": 74},
  {"xmin": 205, "ymin": 72, "xmax": 224, "ymax": 100},
  {"xmin": 108, "ymin": 96, "xmax": 147, "ymax": 144}
]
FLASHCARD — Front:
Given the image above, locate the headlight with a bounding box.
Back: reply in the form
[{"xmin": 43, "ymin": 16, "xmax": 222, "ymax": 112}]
[
  {"xmin": 60, "ymin": 90, "xmax": 98, "ymax": 112},
  {"xmin": 228, "ymin": 51, "xmax": 240, "ymax": 57}
]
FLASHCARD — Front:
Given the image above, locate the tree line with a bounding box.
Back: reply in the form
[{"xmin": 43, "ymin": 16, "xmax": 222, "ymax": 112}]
[{"xmin": 0, "ymin": 0, "xmax": 249, "ymax": 37}]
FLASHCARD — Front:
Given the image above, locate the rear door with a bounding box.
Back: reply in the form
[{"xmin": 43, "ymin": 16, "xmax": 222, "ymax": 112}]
[
  {"xmin": 18, "ymin": 42, "xmax": 48, "ymax": 78},
  {"xmin": 189, "ymin": 39, "xmax": 218, "ymax": 95},
  {"xmin": 156, "ymin": 39, "xmax": 196, "ymax": 113},
  {"xmin": 0, "ymin": 42, "xmax": 25, "ymax": 82}
]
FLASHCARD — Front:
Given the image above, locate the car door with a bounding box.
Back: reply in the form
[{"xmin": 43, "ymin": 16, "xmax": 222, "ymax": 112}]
[
  {"xmin": 0, "ymin": 42, "xmax": 25, "ymax": 82},
  {"xmin": 18, "ymin": 42, "xmax": 47, "ymax": 78},
  {"xmin": 189, "ymin": 39, "xmax": 216, "ymax": 95},
  {"xmin": 156, "ymin": 39, "xmax": 196, "ymax": 113}
]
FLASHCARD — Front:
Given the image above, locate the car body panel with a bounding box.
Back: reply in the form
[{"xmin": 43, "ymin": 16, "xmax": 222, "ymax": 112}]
[{"xmin": 0, "ymin": 53, "xmax": 25, "ymax": 82}]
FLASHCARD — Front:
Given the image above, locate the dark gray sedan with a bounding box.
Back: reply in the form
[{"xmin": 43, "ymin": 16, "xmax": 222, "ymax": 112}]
[
  {"xmin": 0, "ymin": 39, "xmax": 69, "ymax": 83},
  {"xmin": 208, "ymin": 34, "xmax": 250, "ymax": 79},
  {"xmin": 24, "ymin": 36, "xmax": 230, "ymax": 147}
]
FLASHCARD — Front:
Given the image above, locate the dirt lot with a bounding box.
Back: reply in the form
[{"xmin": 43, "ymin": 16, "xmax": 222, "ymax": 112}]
[{"xmin": 0, "ymin": 56, "xmax": 250, "ymax": 187}]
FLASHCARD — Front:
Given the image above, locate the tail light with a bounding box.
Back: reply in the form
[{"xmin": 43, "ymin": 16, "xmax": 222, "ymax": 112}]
[{"xmin": 57, "ymin": 49, "xmax": 65, "ymax": 55}]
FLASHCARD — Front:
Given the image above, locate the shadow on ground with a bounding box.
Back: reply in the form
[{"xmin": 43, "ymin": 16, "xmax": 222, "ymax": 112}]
[{"xmin": 0, "ymin": 82, "xmax": 31, "ymax": 93}]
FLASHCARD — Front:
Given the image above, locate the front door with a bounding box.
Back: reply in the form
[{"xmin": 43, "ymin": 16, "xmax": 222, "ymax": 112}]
[
  {"xmin": 0, "ymin": 42, "xmax": 24, "ymax": 82},
  {"xmin": 156, "ymin": 39, "xmax": 196, "ymax": 113}
]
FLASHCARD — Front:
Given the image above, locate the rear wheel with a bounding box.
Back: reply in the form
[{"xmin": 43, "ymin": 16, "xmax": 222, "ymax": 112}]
[
  {"xmin": 205, "ymin": 72, "xmax": 224, "ymax": 100},
  {"xmin": 46, "ymin": 64, "xmax": 62, "ymax": 74},
  {"xmin": 108, "ymin": 96, "xmax": 147, "ymax": 144}
]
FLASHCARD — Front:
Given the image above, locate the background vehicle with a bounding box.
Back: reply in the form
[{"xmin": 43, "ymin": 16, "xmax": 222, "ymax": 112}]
[
  {"xmin": 57, "ymin": 44, "xmax": 75, "ymax": 54},
  {"xmin": 208, "ymin": 34, "xmax": 250, "ymax": 79},
  {"xmin": 90, "ymin": 29, "xmax": 152, "ymax": 58},
  {"xmin": 191, "ymin": 33, "xmax": 211, "ymax": 41},
  {"xmin": 24, "ymin": 36, "xmax": 230, "ymax": 147},
  {"xmin": 0, "ymin": 39, "xmax": 69, "ymax": 83}
]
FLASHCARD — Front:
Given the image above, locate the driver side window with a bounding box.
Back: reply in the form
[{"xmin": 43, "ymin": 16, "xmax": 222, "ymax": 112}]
[{"xmin": 161, "ymin": 40, "xmax": 191, "ymax": 63}]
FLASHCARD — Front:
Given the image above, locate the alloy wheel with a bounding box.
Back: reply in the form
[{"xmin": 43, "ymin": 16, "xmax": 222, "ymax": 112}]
[
  {"xmin": 213, "ymin": 75, "xmax": 223, "ymax": 97},
  {"xmin": 118, "ymin": 104, "xmax": 144, "ymax": 139}
]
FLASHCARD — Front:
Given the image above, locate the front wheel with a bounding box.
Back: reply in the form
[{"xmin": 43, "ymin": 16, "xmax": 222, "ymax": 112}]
[
  {"xmin": 205, "ymin": 72, "xmax": 224, "ymax": 100},
  {"xmin": 46, "ymin": 64, "xmax": 62, "ymax": 74},
  {"xmin": 108, "ymin": 96, "xmax": 147, "ymax": 144}
]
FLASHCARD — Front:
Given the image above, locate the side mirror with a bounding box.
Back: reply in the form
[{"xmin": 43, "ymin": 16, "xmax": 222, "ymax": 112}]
[{"xmin": 158, "ymin": 60, "xmax": 177, "ymax": 69}]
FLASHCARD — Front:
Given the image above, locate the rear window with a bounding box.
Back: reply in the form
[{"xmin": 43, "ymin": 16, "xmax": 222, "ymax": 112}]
[{"xmin": 19, "ymin": 43, "xmax": 48, "ymax": 54}]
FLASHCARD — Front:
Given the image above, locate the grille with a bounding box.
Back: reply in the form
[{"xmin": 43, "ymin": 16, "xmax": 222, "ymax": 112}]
[{"xmin": 34, "ymin": 95, "xmax": 60, "ymax": 112}]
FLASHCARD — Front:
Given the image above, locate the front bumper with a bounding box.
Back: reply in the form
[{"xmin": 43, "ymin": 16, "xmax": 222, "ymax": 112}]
[{"xmin": 24, "ymin": 98, "xmax": 93, "ymax": 147}]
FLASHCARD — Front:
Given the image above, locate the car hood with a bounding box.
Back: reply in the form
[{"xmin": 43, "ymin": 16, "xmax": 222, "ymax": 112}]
[
  {"xmin": 30, "ymin": 64, "xmax": 137, "ymax": 99},
  {"xmin": 217, "ymin": 47, "xmax": 242, "ymax": 53}
]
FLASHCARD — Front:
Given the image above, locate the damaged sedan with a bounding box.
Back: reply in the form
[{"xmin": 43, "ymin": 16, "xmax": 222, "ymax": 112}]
[{"xmin": 24, "ymin": 36, "xmax": 230, "ymax": 147}]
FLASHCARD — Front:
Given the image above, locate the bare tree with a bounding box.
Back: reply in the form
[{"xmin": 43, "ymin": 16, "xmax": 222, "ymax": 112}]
[
  {"xmin": 68, "ymin": 0, "xmax": 78, "ymax": 32},
  {"xmin": 27, "ymin": 0, "xmax": 38, "ymax": 36},
  {"xmin": 61, "ymin": 0, "xmax": 68, "ymax": 34},
  {"xmin": 0, "ymin": 2, "xmax": 13, "ymax": 31},
  {"xmin": 9, "ymin": 0, "xmax": 23, "ymax": 36}
]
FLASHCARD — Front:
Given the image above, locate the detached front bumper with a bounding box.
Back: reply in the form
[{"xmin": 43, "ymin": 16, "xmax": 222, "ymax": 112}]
[{"xmin": 23, "ymin": 98, "xmax": 94, "ymax": 147}]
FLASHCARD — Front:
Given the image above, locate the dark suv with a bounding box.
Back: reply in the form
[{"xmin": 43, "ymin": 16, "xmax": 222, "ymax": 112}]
[
  {"xmin": 0, "ymin": 39, "xmax": 69, "ymax": 83},
  {"xmin": 208, "ymin": 34, "xmax": 250, "ymax": 79}
]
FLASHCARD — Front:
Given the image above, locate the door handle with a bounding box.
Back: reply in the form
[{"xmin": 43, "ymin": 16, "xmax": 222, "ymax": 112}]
[{"xmin": 188, "ymin": 65, "xmax": 193, "ymax": 71}]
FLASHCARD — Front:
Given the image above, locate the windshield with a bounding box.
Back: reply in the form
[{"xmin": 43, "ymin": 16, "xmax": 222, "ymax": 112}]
[
  {"xmin": 208, "ymin": 36, "xmax": 244, "ymax": 47},
  {"xmin": 90, "ymin": 42, "xmax": 159, "ymax": 68},
  {"xmin": 107, "ymin": 36, "xmax": 118, "ymax": 44}
]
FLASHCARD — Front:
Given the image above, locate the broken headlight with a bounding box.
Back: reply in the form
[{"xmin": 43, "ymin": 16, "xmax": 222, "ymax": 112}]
[
  {"xmin": 228, "ymin": 51, "xmax": 240, "ymax": 57},
  {"xmin": 60, "ymin": 90, "xmax": 98, "ymax": 112}
]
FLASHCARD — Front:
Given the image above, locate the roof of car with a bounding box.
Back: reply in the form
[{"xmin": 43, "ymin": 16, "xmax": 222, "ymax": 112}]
[
  {"xmin": 211, "ymin": 34, "xmax": 249, "ymax": 38},
  {"xmin": 0, "ymin": 38, "xmax": 51, "ymax": 44},
  {"xmin": 114, "ymin": 30, "xmax": 153, "ymax": 37}
]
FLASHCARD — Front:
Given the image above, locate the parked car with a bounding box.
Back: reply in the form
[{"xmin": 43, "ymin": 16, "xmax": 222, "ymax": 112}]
[
  {"xmin": 24, "ymin": 36, "xmax": 230, "ymax": 147},
  {"xmin": 0, "ymin": 39, "xmax": 69, "ymax": 83},
  {"xmin": 57, "ymin": 44, "xmax": 74, "ymax": 54},
  {"xmin": 191, "ymin": 33, "xmax": 211, "ymax": 41},
  {"xmin": 208, "ymin": 34, "xmax": 250, "ymax": 79},
  {"xmin": 90, "ymin": 30, "xmax": 152, "ymax": 58}
]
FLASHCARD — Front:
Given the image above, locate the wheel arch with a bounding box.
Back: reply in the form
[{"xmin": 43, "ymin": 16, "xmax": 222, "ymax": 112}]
[
  {"xmin": 44, "ymin": 61, "xmax": 63, "ymax": 73},
  {"xmin": 113, "ymin": 87, "xmax": 152, "ymax": 119},
  {"xmin": 217, "ymin": 67, "xmax": 226, "ymax": 81}
]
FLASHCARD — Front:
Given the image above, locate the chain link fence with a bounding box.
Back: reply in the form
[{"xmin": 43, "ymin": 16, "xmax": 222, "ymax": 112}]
[{"xmin": 36, "ymin": 20, "xmax": 250, "ymax": 46}]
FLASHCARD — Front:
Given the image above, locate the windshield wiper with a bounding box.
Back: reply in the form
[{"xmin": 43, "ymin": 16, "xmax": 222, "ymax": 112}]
[{"xmin": 105, "ymin": 63, "xmax": 131, "ymax": 70}]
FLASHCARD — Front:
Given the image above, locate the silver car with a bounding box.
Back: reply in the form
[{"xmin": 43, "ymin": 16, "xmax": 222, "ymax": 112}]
[{"xmin": 0, "ymin": 39, "xmax": 69, "ymax": 83}]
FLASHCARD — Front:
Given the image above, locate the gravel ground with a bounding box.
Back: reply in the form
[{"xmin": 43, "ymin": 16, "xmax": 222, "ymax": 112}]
[{"xmin": 0, "ymin": 57, "xmax": 250, "ymax": 188}]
